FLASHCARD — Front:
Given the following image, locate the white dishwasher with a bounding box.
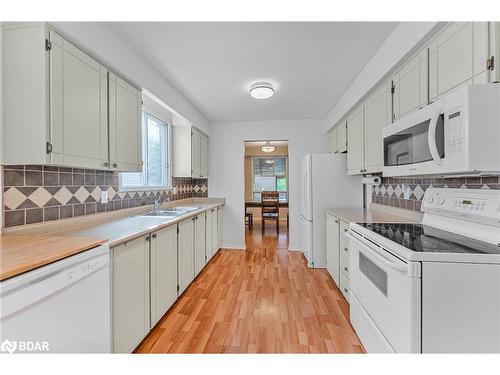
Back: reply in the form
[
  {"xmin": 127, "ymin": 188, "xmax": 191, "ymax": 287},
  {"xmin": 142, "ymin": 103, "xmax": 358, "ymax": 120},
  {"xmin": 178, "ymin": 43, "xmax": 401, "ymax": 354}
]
[{"xmin": 0, "ymin": 244, "xmax": 111, "ymax": 354}]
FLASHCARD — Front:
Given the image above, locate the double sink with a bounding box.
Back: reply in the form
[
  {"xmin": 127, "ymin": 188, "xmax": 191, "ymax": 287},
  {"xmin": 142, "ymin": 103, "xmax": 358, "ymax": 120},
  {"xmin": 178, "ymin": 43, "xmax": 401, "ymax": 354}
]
[{"xmin": 140, "ymin": 206, "xmax": 201, "ymax": 218}]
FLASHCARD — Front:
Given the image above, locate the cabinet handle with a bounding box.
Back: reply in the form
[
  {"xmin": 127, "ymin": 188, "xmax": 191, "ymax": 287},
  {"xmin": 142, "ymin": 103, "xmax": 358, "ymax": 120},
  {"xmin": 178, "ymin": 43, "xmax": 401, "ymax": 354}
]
[
  {"xmin": 344, "ymin": 288, "xmax": 348, "ymax": 293},
  {"xmin": 344, "ymin": 267, "xmax": 348, "ymax": 272},
  {"xmin": 145, "ymin": 235, "xmax": 151, "ymax": 241},
  {"xmin": 344, "ymin": 247, "xmax": 348, "ymax": 252},
  {"xmin": 103, "ymin": 161, "xmax": 110, "ymax": 168},
  {"xmin": 112, "ymin": 163, "xmax": 118, "ymax": 168},
  {"xmin": 334, "ymin": 219, "xmax": 338, "ymax": 223},
  {"xmin": 344, "ymin": 228, "xmax": 348, "ymax": 232},
  {"xmin": 152, "ymin": 233, "xmax": 157, "ymax": 239}
]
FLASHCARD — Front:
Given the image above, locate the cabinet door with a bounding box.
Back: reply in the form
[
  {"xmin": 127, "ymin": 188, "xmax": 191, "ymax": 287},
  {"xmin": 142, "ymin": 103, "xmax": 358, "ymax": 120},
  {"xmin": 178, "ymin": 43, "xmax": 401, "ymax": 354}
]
[
  {"xmin": 178, "ymin": 219, "xmax": 195, "ymax": 294},
  {"xmin": 49, "ymin": 31, "xmax": 107, "ymax": 169},
  {"xmin": 205, "ymin": 209, "xmax": 214, "ymax": 261},
  {"xmin": 194, "ymin": 214, "xmax": 207, "ymax": 276},
  {"xmin": 200, "ymin": 134, "xmax": 209, "ymax": 178},
  {"xmin": 109, "ymin": 74, "xmax": 142, "ymax": 172},
  {"xmin": 191, "ymin": 129, "xmax": 201, "ymax": 178},
  {"xmin": 112, "ymin": 236, "xmax": 150, "ymax": 353},
  {"xmin": 398, "ymin": 55, "xmax": 421, "ymax": 117},
  {"xmin": 150, "ymin": 226, "xmax": 178, "ymax": 328},
  {"xmin": 326, "ymin": 214, "xmax": 340, "ymax": 287},
  {"xmin": 337, "ymin": 121, "xmax": 347, "ymax": 153},
  {"xmin": 346, "ymin": 106, "xmax": 365, "ymax": 175},
  {"xmin": 329, "ymin": 128, "xmax": 338, "ymax": 153},
  {"xmin": 210, "ymin": 208, "xmax": 218, "ymax": 256},
  {"xmin": 217, "ymin": 206, "xmax": 223, "ymax": 250},
  {"xmin": 437, "ymin": 23, "xmax": 474, "ymax": 96},
  {"xmin": 364, "ymin": 84, "xmax": 388, "ymax": 173}
]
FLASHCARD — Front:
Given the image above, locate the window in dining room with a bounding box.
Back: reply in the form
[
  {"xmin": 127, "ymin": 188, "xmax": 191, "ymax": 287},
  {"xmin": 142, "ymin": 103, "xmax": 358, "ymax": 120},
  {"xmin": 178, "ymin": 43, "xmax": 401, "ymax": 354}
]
[{"xmin": 252, "ymin": 156, "xmax": 288, "ymax": 201}]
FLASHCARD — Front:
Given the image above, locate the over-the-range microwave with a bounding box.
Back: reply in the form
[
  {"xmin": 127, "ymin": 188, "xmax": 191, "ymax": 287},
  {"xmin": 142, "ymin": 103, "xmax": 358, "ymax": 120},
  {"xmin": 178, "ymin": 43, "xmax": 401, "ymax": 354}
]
[{"xmin": 382, "ymin": 84, "xmax": 500, "ymax": 177}]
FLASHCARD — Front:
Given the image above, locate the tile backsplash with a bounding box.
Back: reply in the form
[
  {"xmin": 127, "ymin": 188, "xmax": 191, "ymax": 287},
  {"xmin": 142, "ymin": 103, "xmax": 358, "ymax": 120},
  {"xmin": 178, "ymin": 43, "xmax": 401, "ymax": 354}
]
[
  {"xmin": 2, "ymin": 165, "xmax": 208, "ymax": 228},
  {"xmin": 372, "ymin": 175, "xmax": 500, "ymax": 211}
]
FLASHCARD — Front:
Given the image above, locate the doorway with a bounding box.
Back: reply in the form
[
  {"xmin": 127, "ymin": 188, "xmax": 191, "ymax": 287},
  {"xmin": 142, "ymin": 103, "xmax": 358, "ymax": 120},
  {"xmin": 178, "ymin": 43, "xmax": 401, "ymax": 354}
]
[{"xmin": 243, "ymin": 141, "xmax": 289, "ymax": 248}]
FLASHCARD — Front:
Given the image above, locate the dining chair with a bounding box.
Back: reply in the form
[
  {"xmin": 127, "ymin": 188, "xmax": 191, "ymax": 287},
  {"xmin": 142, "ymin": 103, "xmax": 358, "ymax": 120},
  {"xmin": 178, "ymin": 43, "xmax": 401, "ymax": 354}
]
[{"xmin": 261, "ymin": 191, "xmax": 280, "ymax": 233}]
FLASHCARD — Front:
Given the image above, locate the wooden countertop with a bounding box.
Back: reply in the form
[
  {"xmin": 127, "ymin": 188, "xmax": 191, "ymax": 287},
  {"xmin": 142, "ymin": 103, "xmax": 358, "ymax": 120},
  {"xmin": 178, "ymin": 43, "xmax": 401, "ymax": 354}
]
[
  {"xmin": 324, "ymin": 204, "xmax": 423, "ymax": 224},
  {"xmin": 0, "ymin": 234, "xmax": 106, "ymax": 281}
]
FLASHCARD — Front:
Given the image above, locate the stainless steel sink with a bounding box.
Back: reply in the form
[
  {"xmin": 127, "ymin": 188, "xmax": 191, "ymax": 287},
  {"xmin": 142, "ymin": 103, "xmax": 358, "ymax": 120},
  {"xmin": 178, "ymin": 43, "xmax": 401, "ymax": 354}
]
[
  {"xmin": 140, "ymin": 211, "xmax": 178, "ymax": 218},
  {"xmin": 175, "ymin": 206, "xmax": 201, "ymax": 212}
]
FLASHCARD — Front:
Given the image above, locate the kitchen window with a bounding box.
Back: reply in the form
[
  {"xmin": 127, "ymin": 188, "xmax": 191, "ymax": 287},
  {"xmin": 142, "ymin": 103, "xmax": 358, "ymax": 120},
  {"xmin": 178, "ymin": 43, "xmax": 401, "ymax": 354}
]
[
  {"xmin": 120, "ymin": 112, "xmax": 172, "ymax": 190},
  {"xmin": 252, "ymin": 156, "xmax": 288, "ymax": 201}
]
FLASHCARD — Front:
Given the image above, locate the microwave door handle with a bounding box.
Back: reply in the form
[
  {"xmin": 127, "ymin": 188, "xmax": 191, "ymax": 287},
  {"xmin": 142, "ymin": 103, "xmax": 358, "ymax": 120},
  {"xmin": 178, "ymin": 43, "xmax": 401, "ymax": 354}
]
[{"xmin": 427, "ymin": 107, "xmax": 443, "ymax": 166}]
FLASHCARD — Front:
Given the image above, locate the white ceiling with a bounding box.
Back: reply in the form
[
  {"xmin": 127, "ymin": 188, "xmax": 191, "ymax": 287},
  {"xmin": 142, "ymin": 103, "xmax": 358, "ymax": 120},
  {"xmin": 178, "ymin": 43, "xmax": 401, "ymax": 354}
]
[{"xmin": 111, "ymin": 22, "xmax": 398, "ymax": 123}]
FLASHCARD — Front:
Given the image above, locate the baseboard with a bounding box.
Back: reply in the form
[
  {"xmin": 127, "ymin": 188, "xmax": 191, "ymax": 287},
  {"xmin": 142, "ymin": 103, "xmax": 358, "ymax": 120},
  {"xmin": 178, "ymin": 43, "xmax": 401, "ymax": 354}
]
[
  {"xmin": 287, "ymin": 247, "xmax": 302, "ymax": 252},
  {"xmin": 221, "ymin": 243, "xmax": 246, "ymax": 250}
]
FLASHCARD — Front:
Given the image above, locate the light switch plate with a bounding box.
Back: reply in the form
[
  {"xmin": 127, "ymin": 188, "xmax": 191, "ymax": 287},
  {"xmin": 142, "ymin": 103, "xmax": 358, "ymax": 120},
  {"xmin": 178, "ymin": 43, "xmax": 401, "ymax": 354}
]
[{"xmin": 101, "ymin": 191, "xmax": 109, "ymax": 204}]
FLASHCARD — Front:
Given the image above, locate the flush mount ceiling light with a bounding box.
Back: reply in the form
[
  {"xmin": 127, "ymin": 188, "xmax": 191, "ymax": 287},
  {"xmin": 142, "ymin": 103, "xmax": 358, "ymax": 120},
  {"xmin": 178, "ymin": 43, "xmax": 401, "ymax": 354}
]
[
  {"xmin": 249, "ymin": 82, "xmax": 275, "ymax": 99},
  {"xmin": 260, "ymin": 141, "xmax": 276, "ymax": 153}
]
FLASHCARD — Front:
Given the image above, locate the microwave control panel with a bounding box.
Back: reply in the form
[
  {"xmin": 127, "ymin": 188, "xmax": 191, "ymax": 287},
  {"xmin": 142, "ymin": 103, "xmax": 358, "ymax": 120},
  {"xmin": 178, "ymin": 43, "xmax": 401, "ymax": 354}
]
[{"xmin": 445, "ymin": 106, "xmax": 464, "ymax": 154}]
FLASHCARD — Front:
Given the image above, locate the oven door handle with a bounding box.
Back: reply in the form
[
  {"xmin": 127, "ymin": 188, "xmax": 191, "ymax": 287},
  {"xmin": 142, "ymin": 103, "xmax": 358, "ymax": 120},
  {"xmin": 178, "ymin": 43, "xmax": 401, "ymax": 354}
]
[
  {"xmin": 427, "ymin": 105, "xmax": 443, "ymax": 166},
  {"xmin": 347, "ymin": 232, "xmax": 408, "ymax": 274}
]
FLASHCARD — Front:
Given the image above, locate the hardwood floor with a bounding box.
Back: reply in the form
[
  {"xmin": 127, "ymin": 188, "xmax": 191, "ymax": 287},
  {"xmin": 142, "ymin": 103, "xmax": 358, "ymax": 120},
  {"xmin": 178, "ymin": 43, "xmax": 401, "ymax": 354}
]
[{"xmin": 135, "ymin": 220, "xmax": 364, "ymax": 353}]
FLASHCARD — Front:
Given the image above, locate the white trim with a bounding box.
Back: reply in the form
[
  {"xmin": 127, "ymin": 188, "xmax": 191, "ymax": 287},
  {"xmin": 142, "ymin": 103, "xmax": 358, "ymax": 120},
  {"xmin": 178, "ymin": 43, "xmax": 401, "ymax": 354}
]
[{"xmin": 221, "ymin": 244, "xmax": 246, "ymax": 250}]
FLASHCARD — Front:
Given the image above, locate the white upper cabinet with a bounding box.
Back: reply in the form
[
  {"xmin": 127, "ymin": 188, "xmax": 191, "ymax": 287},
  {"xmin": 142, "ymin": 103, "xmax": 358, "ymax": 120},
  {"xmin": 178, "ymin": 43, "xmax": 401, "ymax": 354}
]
[
  {"xmin": 346, "ymin": 106, "xmax": 365, "ymax": 175},
  {"xmin": 364, "ymin": 84, "xmax": 388, "ymax": 173},
  {"xmin": 49, "ymin": 30, "xmax": 108, "ymax": 169},
  {"xmin": 109, "ymin": 73, "xmax": 142, "ymax": 172},
  {"xmin": 329, "ymin": 128, "xmax": 338, "ymax": 153},
  {"xmin": 436, "ymin": 23, "xmax": 474, "ymax": 96},
  {"xmin": 397, "ymin": 55, "xmax": 422, "ymax": 118},
  {"xmin": 172, "ymin": 126, "xmax": 209, "ymax": 178},
  {"xmin": 337, "ymin": 121, "xmax": 347, "ymax": 153},
  {"xmin": 2, "ymin": 23, "xmax": 142, "ymax": 171}
]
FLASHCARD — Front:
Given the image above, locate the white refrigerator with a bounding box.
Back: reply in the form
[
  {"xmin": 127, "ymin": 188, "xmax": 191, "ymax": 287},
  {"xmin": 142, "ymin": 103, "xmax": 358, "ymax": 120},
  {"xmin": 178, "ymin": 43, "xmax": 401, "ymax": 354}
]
[{"xmin": 299, "ymin": 153, "xmax": 363, "ymax": 268}]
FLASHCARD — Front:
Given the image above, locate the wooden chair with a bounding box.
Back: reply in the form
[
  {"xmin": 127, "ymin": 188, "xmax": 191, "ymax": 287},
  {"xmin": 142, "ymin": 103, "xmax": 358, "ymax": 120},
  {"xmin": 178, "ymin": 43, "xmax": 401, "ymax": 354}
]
[
  {"xmin": 261, "ymin": 191, "xmax": 280, "ymax": 233},
  {"xmin": 245, "ymin": 210, "xmax": 253, "ymax": 229}
]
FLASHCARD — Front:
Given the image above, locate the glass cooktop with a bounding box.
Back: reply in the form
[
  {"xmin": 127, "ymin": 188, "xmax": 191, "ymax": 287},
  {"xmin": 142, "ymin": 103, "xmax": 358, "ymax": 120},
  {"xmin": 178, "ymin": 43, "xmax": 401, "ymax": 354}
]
[{"xmin": 357, "ymin": 222, "xmax": 500, "ymax": 255}]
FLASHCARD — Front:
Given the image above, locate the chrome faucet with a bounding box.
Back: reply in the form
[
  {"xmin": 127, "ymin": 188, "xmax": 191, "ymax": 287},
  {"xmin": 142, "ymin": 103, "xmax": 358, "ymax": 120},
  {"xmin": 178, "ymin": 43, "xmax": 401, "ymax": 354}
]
[{"xmin": 153, "ymin": 196, "xmax": 165, "ymax": 212}]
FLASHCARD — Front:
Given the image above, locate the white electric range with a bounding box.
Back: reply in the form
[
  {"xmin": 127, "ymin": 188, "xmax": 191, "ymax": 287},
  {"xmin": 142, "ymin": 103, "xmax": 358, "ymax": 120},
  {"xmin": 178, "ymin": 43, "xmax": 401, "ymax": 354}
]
[{"xmin": 348, "ymin": 187, "xmax": 500, "ymax": 353}]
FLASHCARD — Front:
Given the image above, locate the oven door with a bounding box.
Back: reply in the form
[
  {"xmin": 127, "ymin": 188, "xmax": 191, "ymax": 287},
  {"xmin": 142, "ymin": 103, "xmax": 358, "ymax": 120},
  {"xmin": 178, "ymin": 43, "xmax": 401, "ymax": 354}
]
[
  {"xmin": 348, "ymin": 231, "xmax": 421, "ymax": 353},
  {"xmin": 383, "ymin": 100, "xmax": 445, "ymax": 176}
]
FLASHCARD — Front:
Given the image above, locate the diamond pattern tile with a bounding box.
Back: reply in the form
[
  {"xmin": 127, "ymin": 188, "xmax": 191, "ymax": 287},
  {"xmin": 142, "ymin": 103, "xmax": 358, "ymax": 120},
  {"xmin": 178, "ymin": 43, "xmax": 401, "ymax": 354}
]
[
  {"xmin": 4, "ymin": 188, "xmax": 27, "ymax": 210},
  {"xmin": 74, "ymin": 186, "xmax": 90, "ymax": 203},
  {"xmin": 54, "ymin": 187, "xmax": 73, "ymax": 205},
  {"xmin": 412, "ymin": 185, "xmax": 425, "ymax": 200},
  {"xmin": 29, "ymin": 187, "xmax": 53, "ymax": 207}
]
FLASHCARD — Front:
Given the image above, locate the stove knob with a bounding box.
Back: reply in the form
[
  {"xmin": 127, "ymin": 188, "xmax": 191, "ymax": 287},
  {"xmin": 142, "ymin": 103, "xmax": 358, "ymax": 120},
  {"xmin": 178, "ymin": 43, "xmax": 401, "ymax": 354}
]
[{"xmin": 439, "ymin": 197, "xmax": 446, "ymax": 205}]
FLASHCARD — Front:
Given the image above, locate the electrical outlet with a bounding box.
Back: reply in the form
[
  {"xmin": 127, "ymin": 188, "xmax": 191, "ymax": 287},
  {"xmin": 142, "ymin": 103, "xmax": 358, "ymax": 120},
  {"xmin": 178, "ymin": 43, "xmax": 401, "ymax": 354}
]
[{"xmin": 101, "ymin": 190, "xmax": 109, "ymax": 204}]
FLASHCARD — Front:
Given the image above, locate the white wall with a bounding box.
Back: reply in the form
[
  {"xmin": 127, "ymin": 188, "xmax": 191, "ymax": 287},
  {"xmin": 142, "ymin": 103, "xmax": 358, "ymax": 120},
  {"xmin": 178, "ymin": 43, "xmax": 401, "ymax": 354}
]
[
  {"xmin": 325, "ymin": 22, "xmax": 445, "ymax": 131},
  {"xmin": 0, "ymin": 22, "xmax": 3, "ymax": 229},
  {"xmin": 51, "ymin": 22, "xmax": 210, "ymax": 134},
  {"xmin": 209, "ymin": 118, "xmax": 330, "ymax": 250}
]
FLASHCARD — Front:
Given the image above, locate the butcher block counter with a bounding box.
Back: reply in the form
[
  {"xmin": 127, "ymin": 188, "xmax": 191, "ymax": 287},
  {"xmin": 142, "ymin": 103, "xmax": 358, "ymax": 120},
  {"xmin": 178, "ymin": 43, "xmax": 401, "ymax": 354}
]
[{"xmin": 0, "ymin": 234, "xmax": 106, "ymax": 281}]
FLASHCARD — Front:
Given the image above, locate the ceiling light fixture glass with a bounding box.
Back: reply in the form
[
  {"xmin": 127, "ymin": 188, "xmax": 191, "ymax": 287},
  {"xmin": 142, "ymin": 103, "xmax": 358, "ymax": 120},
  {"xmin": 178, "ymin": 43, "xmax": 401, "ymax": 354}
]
[
  {"xmin": 250, "ymin": 82, "xmax": 275, "ymax": 99},
  {"xmin": 260, "ymin": 142, "xmax": 276, "ymax": 153}
]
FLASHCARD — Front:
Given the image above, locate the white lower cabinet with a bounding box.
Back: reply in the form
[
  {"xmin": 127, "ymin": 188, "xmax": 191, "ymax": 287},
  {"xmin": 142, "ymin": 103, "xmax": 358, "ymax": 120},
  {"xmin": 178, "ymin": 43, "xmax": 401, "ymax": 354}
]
[
  {"xmin": 217, "ymin": 206, "xmax": 223, "ymax": 250},
  {"xmin": 205, "ymin": 208, "xmax": 218, "ymax": 261},
  {"xmin": 111, "ymin": 205, "xmax": 223, "ymax": 352},
  {"xmin": 150, "ymin": 226, "xmax": 178, "ymax": 328},
  {"xmin": 326, "ymin": 213, "xmax": 351, "ymax": 303},
  {"xmin": 178, "ymin": 218, "xmax": 195, "ymax": 295},
  {"xmin": 326, "ymin": 214, "xmax": 340, "ymax": 286},
  {"xmin": 112, "ymin": 236, "xmax": 150, "ymax": 353},
  {"xmin": 194, "ymin": 213, "xmax": 207, "ymax": 275}
]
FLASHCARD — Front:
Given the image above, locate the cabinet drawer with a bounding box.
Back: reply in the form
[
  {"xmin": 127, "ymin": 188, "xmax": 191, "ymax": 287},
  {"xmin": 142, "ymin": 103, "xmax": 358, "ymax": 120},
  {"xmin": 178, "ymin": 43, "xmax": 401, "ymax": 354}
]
[
  {"xmin": 340, "ymin": 272, "xmax": 350, "ymax": 302},
  {"xmin": 340, "ymin": 246, "xmax": 350, "ymax": 278}
]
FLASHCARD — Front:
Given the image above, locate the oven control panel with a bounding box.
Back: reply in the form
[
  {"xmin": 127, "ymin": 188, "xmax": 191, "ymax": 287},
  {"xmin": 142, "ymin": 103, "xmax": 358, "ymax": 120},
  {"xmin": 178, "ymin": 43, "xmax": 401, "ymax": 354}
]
[{"xmin": 422, "ymin": 188, "xmax": 500, "ymax": 226}]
